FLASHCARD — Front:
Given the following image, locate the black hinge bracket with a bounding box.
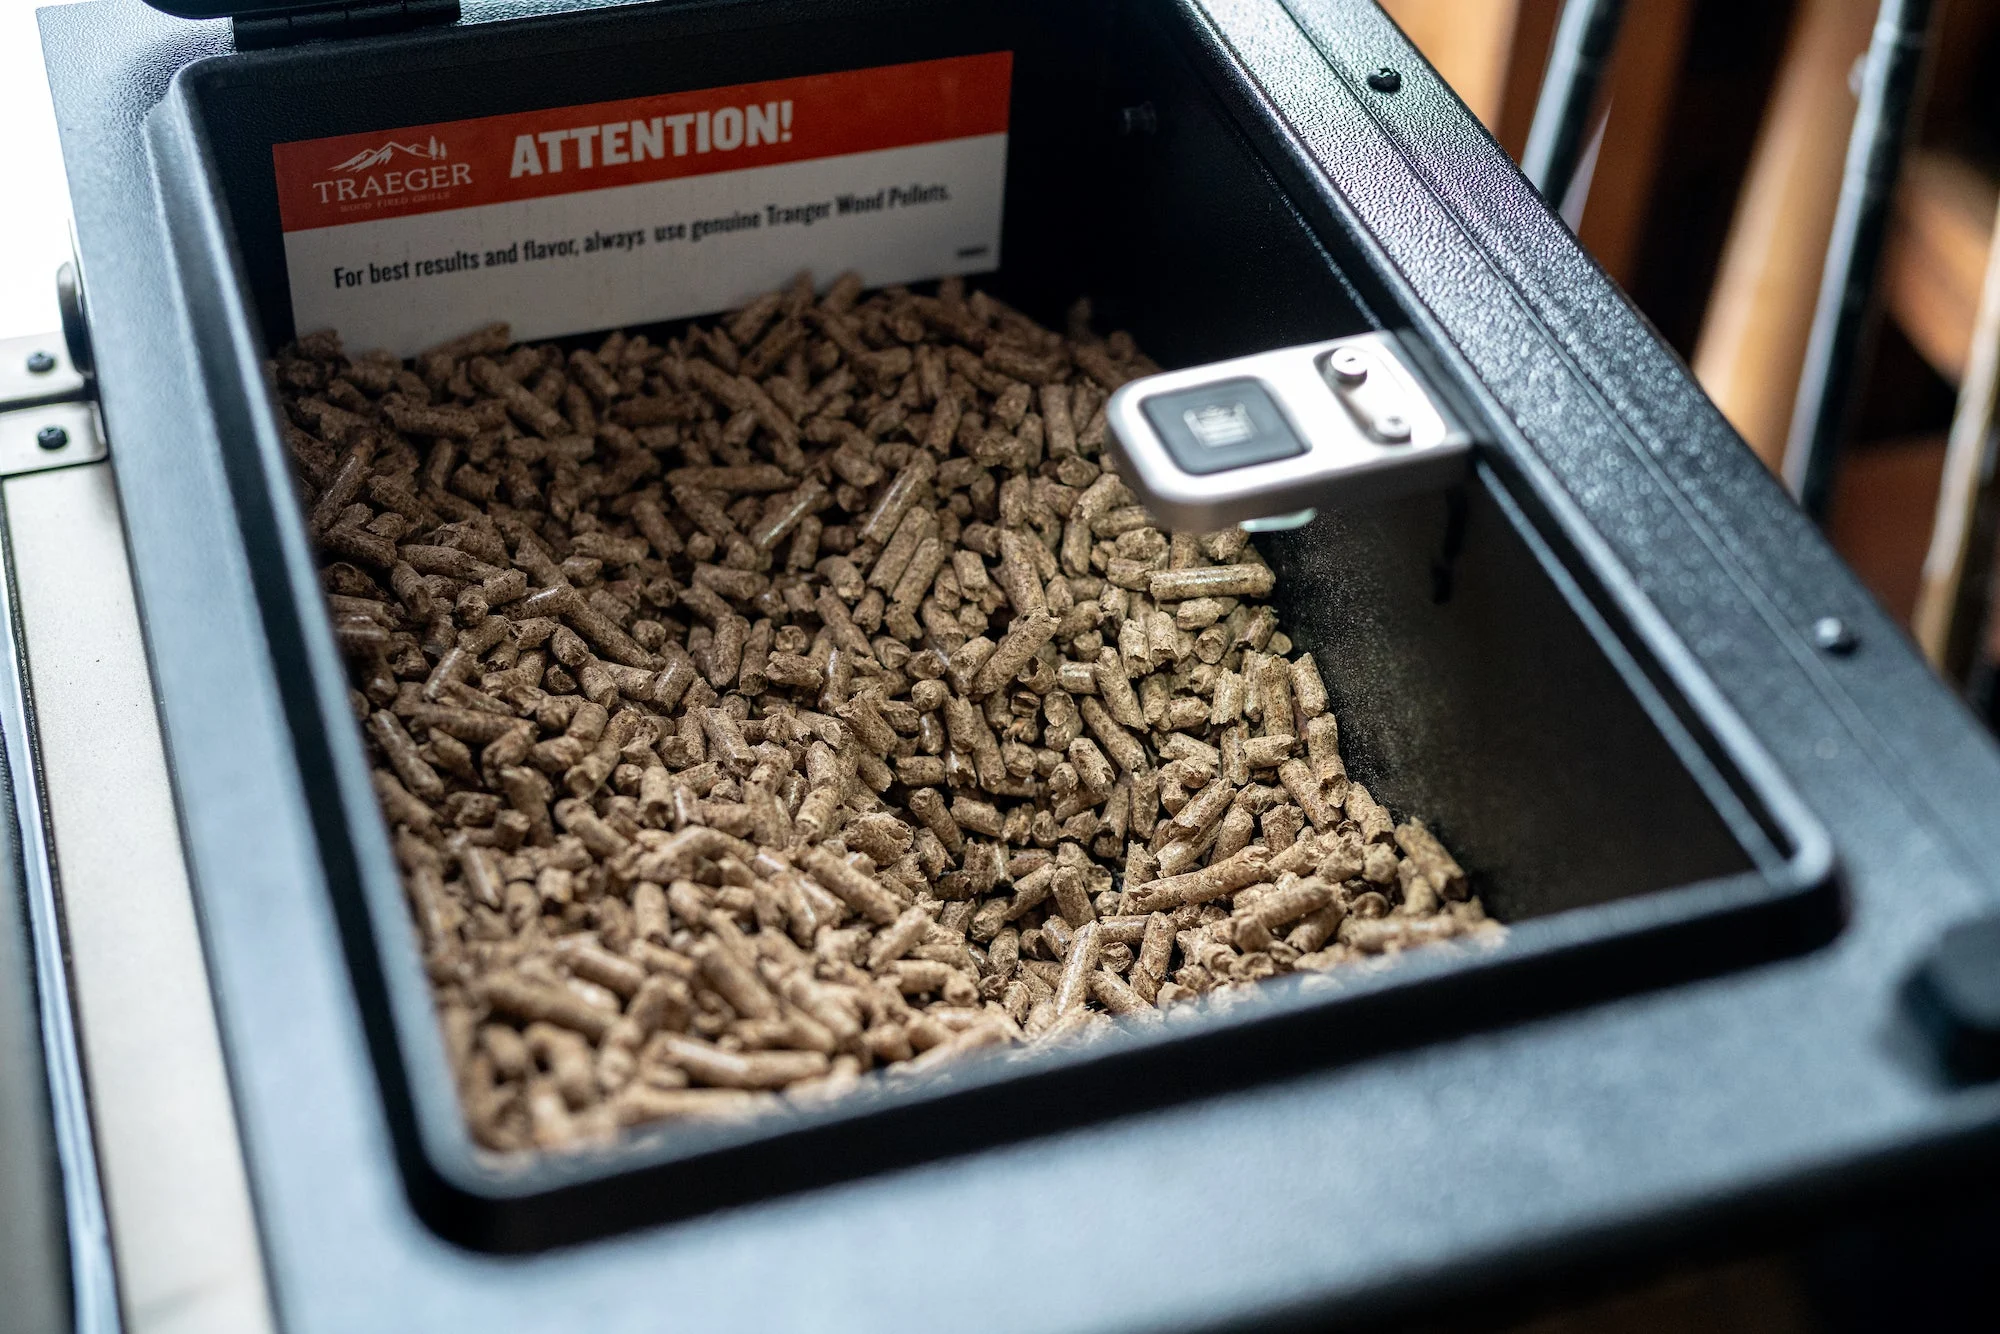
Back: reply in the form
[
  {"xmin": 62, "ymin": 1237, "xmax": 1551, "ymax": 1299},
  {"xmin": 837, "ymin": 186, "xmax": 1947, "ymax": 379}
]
[{"xmin": 233, "ymin": 0, "xmax": 458, "ymax": 49}]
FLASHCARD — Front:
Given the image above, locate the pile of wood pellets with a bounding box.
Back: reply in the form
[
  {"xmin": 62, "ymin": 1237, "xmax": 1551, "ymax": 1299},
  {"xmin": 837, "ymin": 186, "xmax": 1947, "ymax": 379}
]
[{"xmin": 273, "ymin": 273, "xmax": 1498, "ymax": 1153}]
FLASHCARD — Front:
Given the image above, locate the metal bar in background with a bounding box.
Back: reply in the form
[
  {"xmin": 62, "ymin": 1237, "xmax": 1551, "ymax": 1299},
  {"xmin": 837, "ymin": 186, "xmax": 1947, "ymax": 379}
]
[
  {"xmin": 1781, "ymin": 0, "xmax": 1939, "ymax": 518},
  {"xmin": 1912, "ymin": 189, "xmax": 2000, "ymax": 685},
  {"xmin": 0, "ymin": 491, "xmax": 122, "ymax": 1334},
  {"xmin": 4, "ymin": 461, "xmax": 274, "ymax": 1334},
  {"xmin": 1519, "ymin": 0, "xmax": 1629, "ymax": 209},
  {"xmin": 0, "ymin": 327, "xmax": 120, "ymax": 1334}
]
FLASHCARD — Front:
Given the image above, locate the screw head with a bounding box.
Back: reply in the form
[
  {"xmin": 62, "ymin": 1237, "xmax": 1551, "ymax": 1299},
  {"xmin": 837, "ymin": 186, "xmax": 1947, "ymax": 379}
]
[
  {"xmin": 25, "ymin": 350, "xmax": 56, "ymax": 374},
  {"xmin": 1116, "ymin": 103, "xmax": 1157, "ymax": 137},
  {"xmin": 1367, "ymin": 67, "xmax": 1403, "ymax": 93},
  {"xmin": 1376, "ymin": 414, "xmax": 1411, "ymax": 443},
  {"xmin": 1812, "ymin": 616, "xmax": 1857, "ymax": 655},
  {"xmin": 35, "ymin": 425, "xmax": 68, "ymax": 451},
  {"xmin": 1327, "ymin": 348, "xmax": 1370, "ymax": 385}
]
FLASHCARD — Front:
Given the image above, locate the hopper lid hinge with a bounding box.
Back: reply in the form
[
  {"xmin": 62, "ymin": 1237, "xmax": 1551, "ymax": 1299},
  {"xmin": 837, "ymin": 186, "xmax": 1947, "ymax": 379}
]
[{"xmin": 233, "ymin": 0, "xmax": 458, "ymax": 49}]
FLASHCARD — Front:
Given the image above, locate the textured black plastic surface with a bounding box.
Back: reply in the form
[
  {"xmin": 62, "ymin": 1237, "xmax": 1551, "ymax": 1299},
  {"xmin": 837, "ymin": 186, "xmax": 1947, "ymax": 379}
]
[
  {"xmin": 1265, "ymin": 478, "xmax": 1754, "ymax": 921},
  {"xmin": 38, "ymin": 0, "xmax": 2000, "ymax": 1327}
]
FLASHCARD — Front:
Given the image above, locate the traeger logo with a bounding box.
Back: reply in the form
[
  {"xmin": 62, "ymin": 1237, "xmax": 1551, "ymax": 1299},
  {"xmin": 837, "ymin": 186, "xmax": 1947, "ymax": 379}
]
[{"xmin": 311, "ymin": 135, "xmax": 469, "ymax": 206}]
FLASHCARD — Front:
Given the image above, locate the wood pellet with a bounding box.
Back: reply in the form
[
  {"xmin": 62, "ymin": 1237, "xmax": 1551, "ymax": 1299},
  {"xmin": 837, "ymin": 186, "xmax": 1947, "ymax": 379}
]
[{"xmin": 273, "ymin": 272, "xmax": 1500, "ymax": 1154}]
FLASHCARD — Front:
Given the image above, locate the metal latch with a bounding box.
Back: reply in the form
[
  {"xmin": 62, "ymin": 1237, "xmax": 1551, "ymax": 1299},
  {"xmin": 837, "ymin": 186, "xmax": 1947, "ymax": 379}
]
[
  {"xmin": 0, "ymin": 334, "xmax": 105, "ymax": 478},
  {"xmin": 1105, "ymin": 332, "xmax": 1470, "ymax": 532}
]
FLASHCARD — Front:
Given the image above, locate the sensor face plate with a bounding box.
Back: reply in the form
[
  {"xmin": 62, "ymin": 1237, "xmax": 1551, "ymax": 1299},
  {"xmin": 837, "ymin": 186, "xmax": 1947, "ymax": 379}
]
[{"xmin": 1106, "ymin": 332, "xmax": 1469, "ymax": 531}]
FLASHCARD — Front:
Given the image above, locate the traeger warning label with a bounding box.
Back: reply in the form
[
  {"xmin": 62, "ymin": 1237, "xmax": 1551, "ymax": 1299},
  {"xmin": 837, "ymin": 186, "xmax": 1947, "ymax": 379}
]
[{"xmin": 272, "ymin": 53, "xmax": 1011, "ymax": 355}]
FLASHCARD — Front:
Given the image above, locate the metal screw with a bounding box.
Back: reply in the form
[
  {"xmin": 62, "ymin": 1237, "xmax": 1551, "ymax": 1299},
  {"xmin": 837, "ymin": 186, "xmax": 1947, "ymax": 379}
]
[
  {"xmin": 1812, "ymin": 616, "xmax": 1857, "ymax": 655},
  {"xmin": 36, "ymin": 426, "xmax": 68, "ymax": 451},
  {"xmin": 1327, "ymin": 348, "xmax": 1370, "ymax": 385},
  {"xmin": 25, "ymin": 350, "xmax": 56, "ymax": 374},
  {"xmin": 1376, "ymin": 414, "xmax": 1411, "ymax": 443},
  {"xmin": 1367, "ymin": 67, "xmax": 1403, "ymax": 93},
  {"xmin": 1116, "ymin": 103, "xmax": 1157, "ymax": 137}
]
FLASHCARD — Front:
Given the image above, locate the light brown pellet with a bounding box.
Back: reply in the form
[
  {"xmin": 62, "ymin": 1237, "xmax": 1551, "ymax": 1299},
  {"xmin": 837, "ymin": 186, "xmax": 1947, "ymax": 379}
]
[
  {"xmin": 1278, "ymin": 759, "xmax": 1342, "ymax": 831},
  {"xmin": 1291, "ymin": 654, "xmax": 1329, "ymax": 717},
  {"xmin": 285, "ymin": 276, "xmax": 1488, "ymax": 1157},
  {"xmin": 477, "ymin": 973, "xmax": 616, "ymax": 1042},
  {"xmin": 1126, "ymin": 846, "xmax": 1272, "ymax": 912},
  {"xmin": 1094, "ymin": 648, "xmax": 1147, "ymax": 729},
  {"xmin": 1148, "ymin": 564, "xmax": 1275, "ymax": 602},
  {"xmin": 1345, "ymin": 781, "xmax": 1395, "ymax": 843},
  {"xmin": 1241, "ymin": 735, "xmax": 1297, "ymax": 769},
  {"xmin": 1078, "ymin": 697, "xmax": 1147, "ymax": 773},
  {"xmin": 651, "ymin": 1033, "xmax": 830, "ymax": 1090},
  {"xmin": 800, "ymin": 846, "xmax": 902, "ymax": 925},
  {"xmin": 1088, "ymin": 969, "xmax": 1151, "ymax": 1016},
  {"xmin": 612, "ymin": 1085, "xmax": 775, "ymax": 1126},
  {"xmin": 866, "ymin": 905, "xmax": 935, "ymax": 970},
  {"xmin": 1394, "ymin": 819, "xmax": 1468, "ymax": 901},
  {"xmin": 1244, "ymin": 876, "xmax": 1334, "ymax": 931},
  {"xmin": 1304, "ymin": 713, "xmax": 1345, "ymax": 784},
  {"xmin": 1133, "ymin": 912, "xmax": 1176, "ymax": 998},
  {"xmin": 1337, "ymin": 914, "xmax": 1471, "ymax": 954},
  {"xmin": 971, "ymin": 609, "xmax": 1058, "ymax": 697},
  {"xmin": 1052, "ymin": 919, "xmax": 1101, "ymax": 1014}
]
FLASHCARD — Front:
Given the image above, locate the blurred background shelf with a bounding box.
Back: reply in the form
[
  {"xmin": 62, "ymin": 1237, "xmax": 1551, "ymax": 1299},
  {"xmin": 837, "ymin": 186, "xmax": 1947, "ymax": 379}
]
[
  {"xmin": 1884, "ymin": 148, "xmax": 1995, "ymax": 384},
  {"xmin": 1366, "ymin": 13, "xmax": 2000, "ymax": 1332},
  {"xmin": 1387, "ymin": 0, "xmax": 2000, "ymax": 722}
]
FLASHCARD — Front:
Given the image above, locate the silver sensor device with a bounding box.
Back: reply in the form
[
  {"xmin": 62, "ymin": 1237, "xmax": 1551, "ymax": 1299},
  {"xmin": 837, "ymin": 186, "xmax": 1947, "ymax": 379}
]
[{"xmin": 1105, "ymin": 332, "xmax": 1470, "ymax": 532}]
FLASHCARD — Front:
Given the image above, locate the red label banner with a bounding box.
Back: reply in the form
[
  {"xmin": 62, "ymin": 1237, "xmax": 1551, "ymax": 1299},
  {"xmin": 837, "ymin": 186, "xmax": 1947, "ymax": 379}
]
[{"xmin": 272, "ymin": 52, "xmax": 1013, "ymax": 233}]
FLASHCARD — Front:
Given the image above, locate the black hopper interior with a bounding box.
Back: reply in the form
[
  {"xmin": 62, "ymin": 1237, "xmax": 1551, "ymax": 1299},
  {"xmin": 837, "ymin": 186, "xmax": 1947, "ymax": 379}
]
[{"xmin": 159, "ymin": 0, "xmax": 1833, "ymax": 1250}]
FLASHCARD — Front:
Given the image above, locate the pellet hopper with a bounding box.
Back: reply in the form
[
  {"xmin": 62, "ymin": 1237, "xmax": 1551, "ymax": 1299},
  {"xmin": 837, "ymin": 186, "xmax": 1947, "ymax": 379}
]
[{"xmin": 3, "ymin": 0, "xmax": 1997, "ymax": 1329}]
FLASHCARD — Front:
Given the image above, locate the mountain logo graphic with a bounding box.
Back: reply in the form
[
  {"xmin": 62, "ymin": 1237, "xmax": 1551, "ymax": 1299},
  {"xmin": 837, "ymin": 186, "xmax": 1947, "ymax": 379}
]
[{"xmin": 330, "ymin": 135, "xmax": 449, "ymax": 173}]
